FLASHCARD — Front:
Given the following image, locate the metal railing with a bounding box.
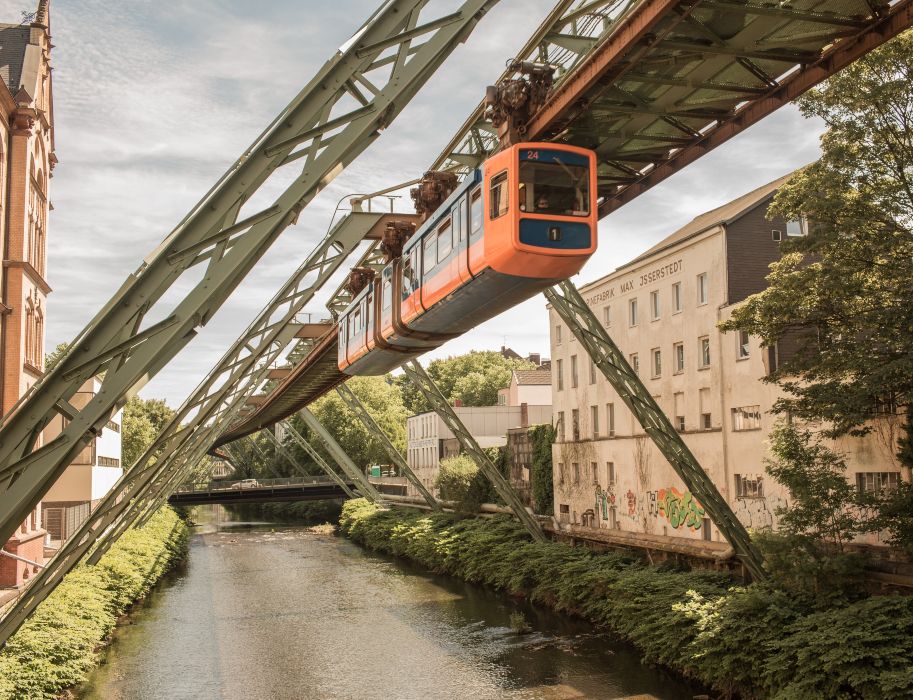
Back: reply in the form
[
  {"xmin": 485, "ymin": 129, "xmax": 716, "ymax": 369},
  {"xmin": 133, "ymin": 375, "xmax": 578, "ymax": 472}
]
[{"xmin": 173, "ymin": 475, "xmax": 347, "ymax": 494}]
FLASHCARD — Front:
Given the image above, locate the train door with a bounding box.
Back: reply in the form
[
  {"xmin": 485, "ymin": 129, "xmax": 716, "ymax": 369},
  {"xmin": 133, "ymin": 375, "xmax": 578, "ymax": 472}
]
[
  {"xmin": 379, "ymin": 264, "xmax": 394, "ymax": 338},
  {"xmin": 421, "ymin": 215, "xmax": 457, "ymax": 307},
  {"xmin": 337, "ymin": 310, "xmax": 348, "ymax": 368},
  {"xmin": 454, "ymin": 195, "xmax": 472, "ymax": 284},
  {"xmin": 365, "ymin": 282, "xmax": 375, "ymax": 352},
  {"xmin": 401, "ymin": 244, "xmax": 422, "ymax": 324},
  {"xmin": 467, "ymin": 185, "xmax": 485, "ymax": 275}
]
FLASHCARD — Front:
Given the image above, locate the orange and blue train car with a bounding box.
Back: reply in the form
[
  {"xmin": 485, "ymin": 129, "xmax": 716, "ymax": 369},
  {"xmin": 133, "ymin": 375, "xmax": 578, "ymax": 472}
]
[{"xmin": 338, "ymin": 142, "xmax": 598, "ymax": 375}]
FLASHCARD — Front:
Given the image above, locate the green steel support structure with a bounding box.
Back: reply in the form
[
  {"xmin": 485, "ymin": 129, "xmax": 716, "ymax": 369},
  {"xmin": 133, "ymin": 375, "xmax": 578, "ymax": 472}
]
[
  {"xmin": 297, "ymin": 408, "xmax": 382, "ymax": 502},
  {"xmin": 0, "ymin": 0, "xmax": 501, "ymax": 548},
  {"xmin": 334, "ymin": 383, "xmax": 440, "ymax": 510},
  {"xmin": 401, "ymin": 361, "xmax": 545, "ymax": 541},
  {"xmin": 543, "ymin": 280, "xmax": 766, "ymax": 580},
  {"xmin": 276, "ymin": 420, "xmax": 358, "ymax": 500},
  {"xmin": 261, "ymin": 425, "xmax": 357, "ymax": 500}
]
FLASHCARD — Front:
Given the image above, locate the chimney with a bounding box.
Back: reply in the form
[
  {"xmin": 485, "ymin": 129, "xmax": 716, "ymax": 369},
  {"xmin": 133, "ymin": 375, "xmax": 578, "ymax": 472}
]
[
  {"xmin": 453, "ymin": 398, "xmax": 463, "ymax": 408},
  {"xmin": 520, "ymin": 402, "xmax": 529, "ymax": 428},
  {"xmin": 528, "ymin": 352, "xmax": 540, "ymax": 366}
]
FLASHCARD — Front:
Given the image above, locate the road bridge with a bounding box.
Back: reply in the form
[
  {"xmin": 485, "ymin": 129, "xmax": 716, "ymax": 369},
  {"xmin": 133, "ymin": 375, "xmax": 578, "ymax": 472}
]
[
  {"xmin": 2, "ymin": 0, "xmax": 912, "ymax": 647},
  {"xmin": 168, "ymin": 476, "xmax": 357, "ymax": 506}
]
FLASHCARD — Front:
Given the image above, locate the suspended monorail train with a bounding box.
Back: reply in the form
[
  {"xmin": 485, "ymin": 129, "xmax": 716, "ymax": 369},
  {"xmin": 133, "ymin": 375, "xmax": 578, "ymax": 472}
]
[{"xmin": 338, "ymin": 142, "xmax": 598, "ymax": 375}]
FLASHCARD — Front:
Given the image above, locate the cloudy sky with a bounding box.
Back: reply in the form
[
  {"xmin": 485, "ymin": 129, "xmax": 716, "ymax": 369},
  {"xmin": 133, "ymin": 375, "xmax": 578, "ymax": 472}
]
[{"xmin": 4, "ymin": 0, "xmax": 823, "ymax": 407}]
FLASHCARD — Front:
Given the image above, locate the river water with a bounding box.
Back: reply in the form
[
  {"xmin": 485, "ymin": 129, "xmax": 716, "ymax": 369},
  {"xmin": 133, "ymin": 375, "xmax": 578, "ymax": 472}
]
[{"xmin": 80, "ymin": 507, "xmax": 701, "ymax": 700}]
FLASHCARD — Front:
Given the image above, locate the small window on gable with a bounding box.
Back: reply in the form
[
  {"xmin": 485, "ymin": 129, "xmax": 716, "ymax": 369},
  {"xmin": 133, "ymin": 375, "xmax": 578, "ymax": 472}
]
[
  {"xmin": 489, "ymin": 171, "xmax": 509, "ymax": 219},
  {"xmin": 772, "ymin": 229, "xmax": 782, "ymax": 242},
  {"xmin": 786, "ymin": 218, "xmax": 807, "ymax": 237}
]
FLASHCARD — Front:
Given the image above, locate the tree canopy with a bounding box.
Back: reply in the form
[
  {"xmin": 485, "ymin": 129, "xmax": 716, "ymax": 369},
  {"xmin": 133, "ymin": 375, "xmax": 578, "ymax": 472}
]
[
  {"xmin": 121, "ymin": 396, "xmax": 175, "ymax": 468},
  {"xmin": 397, "ymin": 351, "xmax": 535, "ymax": 414},
  {"xmin": 722, "ymin": 31, "xmax": 913, "ymax": 446}
]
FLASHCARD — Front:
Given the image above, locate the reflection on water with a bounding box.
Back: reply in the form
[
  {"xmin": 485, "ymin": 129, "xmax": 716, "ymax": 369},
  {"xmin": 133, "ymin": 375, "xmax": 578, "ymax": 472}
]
[{"xmin": 80, "ymin": 506, "xmax": 700, "ymax": 700}]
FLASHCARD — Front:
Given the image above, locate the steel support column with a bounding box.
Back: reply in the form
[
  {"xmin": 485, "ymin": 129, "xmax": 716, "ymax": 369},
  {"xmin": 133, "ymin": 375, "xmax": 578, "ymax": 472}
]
[
  {"xmin": 334, "ymin": 384, "xmax": 439, "ymax": 510},
  {"xmin": 297, "ymin": 408, "xmax": 381, "ymax": 502},
  {"xmin": 269, "ymin": 423, "xmax": 356, "ymax": 499},
  {"xmin": 401, "ymin": 361, "xmax": 545, "ymax": 541},
  {"xmin": 543, "ymin": 279, "xmax": 765, "ymax": 580}
]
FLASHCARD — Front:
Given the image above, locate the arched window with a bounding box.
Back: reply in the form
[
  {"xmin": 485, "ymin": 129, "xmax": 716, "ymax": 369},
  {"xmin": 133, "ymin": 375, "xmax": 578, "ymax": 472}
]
[
  {"xmin": 24, "ymin": 303, "xmax": 33, "ymax": 366},
  {"xmin": 35, "ymin": 309, "xmax": 43, "ymax": 368}
]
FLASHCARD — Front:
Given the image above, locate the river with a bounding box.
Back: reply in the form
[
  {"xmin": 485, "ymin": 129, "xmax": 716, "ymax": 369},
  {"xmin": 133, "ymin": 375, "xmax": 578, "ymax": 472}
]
[{"xmin": 80, "ymin": 507, "xmax": 702, "ymax": 700}]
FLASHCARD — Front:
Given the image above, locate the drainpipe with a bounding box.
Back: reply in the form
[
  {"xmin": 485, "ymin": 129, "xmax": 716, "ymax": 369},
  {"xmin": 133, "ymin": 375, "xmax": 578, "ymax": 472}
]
[{"xmin": 0, "ymin": 548, "xmax": 44, "ymax": 568}]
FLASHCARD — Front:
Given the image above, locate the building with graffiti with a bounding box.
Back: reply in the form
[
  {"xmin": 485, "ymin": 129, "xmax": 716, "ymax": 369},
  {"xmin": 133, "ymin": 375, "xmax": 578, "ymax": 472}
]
[{"xmin": 548, "ymin": 174, "xmax": 901, "ymax": 549}]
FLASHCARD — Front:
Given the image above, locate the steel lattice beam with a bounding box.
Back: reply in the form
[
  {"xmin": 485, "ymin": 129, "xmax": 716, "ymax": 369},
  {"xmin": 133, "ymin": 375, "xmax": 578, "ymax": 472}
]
[
  {"xmin": 278, "ymin": 420, "xmax": 358, "ymax": 499},
  {"xmin": 261, "ymin": 425, "xmax": 357, "ymax": 500},
  {"xmin": 0, "ymin": 0, "xmax": 502, "ymax": 547},
  {"xmin": 401, "ymin": 360, "xmax": 546, "ymax": 541},
  {"xmin": 543, "ymin": 280, "xmax": 766, "ymax": 579},
  {"xmin": 335, "ymin": 383, "xmax": 440, "ymax": 510}
]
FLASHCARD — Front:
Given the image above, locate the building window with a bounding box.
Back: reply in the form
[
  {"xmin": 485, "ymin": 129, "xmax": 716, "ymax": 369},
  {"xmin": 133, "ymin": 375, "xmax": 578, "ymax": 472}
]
[
  {"xmin": 98, "ymin": 456, "xmax": 121, "ymax": 468},
  {"xmin": 591, "ymin": 405, "xmax": 599, "ymax": 438},
  {"xmin": 573, "ymin": 462, "xmax": 580, "ymax": 485},
  {"xmin": 699, "ymin": 336, "xmax": 711, "ymax": 368},
  {"xmin": 607, "ymin": 462, "xmax": 615, "ymax": 485},
  {"xmin": 591, "ymin": 461, "xmax": 598, "ymax": 484},
  {"xmin": 676, "ymin": 415, "xmax": 685, "ymax": 432},
  {"xmin": 559, "ymin": 503, "xmax": 570, "ymax": 522},
  {"xmin": 651, "ymin": 348, "xmax": 661, "ymax": 378},
  {"xmin": 786, "ymin": 217, "xmax": 808, "ymax": 237},
  {"xmin": 856, "ymin": 471, "xmax": 899, "ymax": 495},
  {"xmin": 672, "ymin": 282, "xmax": 682, "ymax": 313},
  {"xmin": 555, "ymin": 324, "xmax": 562, "ymax": 345},
  {"xmin": 607, "ymin": 403, "xmax": 615, "ymax": 437},
  {"xmin": 603, "ymin": 305, "xmax": 611, "ymax": 326},
  {"xmin": 701, "ymin": 412, "xmax": 712, "ymax": 430},
  {"xmin": 735, "ymin": 474, "xmax": 765, "ymax": 498},
  {"xmin": 557, "ymin": 411, "xmax": 565, "ymax": 441},
  {"xmin": 570, "ymin": 355, "xmax": 578, "ymax": 388},
  {"xmin": 629, "ymin": 298, "xmax": 638, "ymax": 326},
  {"xmin": 697, "ymin": 273, "xmax": 708, "ymax": 305},
  {"xmin": 105, "ymin": 420, "xmax": 121, "ymax": 433},
  {"xmin": 673, "ymin": 342, "xmax": 684, "ymax": 374},
  {"xmin": 738, "ymin": 329, "xmax": 750, "ymax": 359},
  {"xmin": 732, "ymin": 405, "xmax": 761, "ymax": 431},
  {"xmin": 772, "ymin": 229, "xmax": 782, "ymax": 242},
  {"xmin": 572, "ymin": 409, "xmax": 580, "ymax": 441},
  {"xmin": 630, "ymin": 353, "xmax": 639, "ymax": 376},
  {"xmin": 557, "ymin": 359, "xmax": 564, "ymax": 391},
  {"xmin": 650, "ymin": 290, "xmax": 660, "ymax": 320},
  {"xmin": 589, "ymin": 358, "xmax": 597, "ymax": 385}
]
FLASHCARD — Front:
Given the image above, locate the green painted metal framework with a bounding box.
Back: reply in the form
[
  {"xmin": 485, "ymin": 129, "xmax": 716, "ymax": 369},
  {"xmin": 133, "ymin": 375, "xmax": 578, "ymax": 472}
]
[
  {"xmin": 276, "ymin": 420, "xmax": 358, "ymax": 500},
  {"xmin": 544, "ymin": 280, "xmax": 766, "ymax": 580},
  {"xmin": 261, "ymin": 424, "xmax": 358, "ymax": 500},
  {"xmin": 334, "ymin": 383, "xmax": 440, "ymax": 510},
  {"xmin": 401, "ymin": 361, "xmax": 546, "ymax": 541}
]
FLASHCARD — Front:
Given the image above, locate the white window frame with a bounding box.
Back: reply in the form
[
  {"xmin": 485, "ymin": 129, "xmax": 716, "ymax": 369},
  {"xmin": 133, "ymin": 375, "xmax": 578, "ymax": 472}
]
[
  {"xmin": 672, "ymin": 281, "xmax": 682, "ymax": 313},
  {"xmin": 697, "ymin": 273, "xmax": 708, "ymax": 306}
]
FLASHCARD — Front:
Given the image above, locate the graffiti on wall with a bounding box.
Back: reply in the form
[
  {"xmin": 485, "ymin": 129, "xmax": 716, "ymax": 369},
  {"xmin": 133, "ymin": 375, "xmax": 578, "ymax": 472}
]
[
  {"xmin": 624, "ymin": 489, "xmax": 636, "ymax": 519},
  {"xmin": 594, "ymin": 486, "xmax": 615, "ymax": 525},
  {"xmin": 734, "ymin": 495, "xmax": 786, "ymax": 531},
  {"xmin": 642, "ymin": 487, "xmax": 706, "ymax": 530}
]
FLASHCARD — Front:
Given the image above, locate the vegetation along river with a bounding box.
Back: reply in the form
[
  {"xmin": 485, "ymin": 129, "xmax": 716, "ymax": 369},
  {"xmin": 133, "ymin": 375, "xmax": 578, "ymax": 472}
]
[{"xmin": 80, "ymin": 507, "xmax": 703, "ymax": 699}]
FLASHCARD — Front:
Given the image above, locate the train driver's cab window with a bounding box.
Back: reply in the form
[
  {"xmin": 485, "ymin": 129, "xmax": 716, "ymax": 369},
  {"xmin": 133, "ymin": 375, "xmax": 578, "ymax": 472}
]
[
  {"xmin": 437, "ymin": 218, "xmax": 453, "ymax": 263},
  {"xmin": 489, "ymin": 171, "xmax": 509, "ymax": 219},
  {"xmin": 423, "ymin": 234, "xmax": 437, "ymax": 276},
  {"xmin": 469, "ymin": 187, "xmax": 483, "ymax": 238},
  {"xmin": 519, "ymin": 156, "xmax": 589, "ymax": 216}
]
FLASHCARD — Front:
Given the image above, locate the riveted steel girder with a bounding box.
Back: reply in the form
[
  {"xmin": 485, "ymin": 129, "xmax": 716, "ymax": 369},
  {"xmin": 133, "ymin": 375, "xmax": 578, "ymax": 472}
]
[
  {"xmin": 401, "ymin": 360, "xmax": 546, "ymax": 541},
  {"xmin": 335, "ymin": 383, "xmax": 440, "ymax": 510},
  {"xmin": 0, "ymin": 0, "xmax": 503, "ymax": 547},
  {"xmin": 278, "ymin": 420, "xmax": 358, "ymax": 499},
  {"xmin": 261, "ymin": 425, "xmax": 357, "ymax": 500},
  {"xmin": 543, "ymin": 280, "xmax": 766, "ymax": 580}
]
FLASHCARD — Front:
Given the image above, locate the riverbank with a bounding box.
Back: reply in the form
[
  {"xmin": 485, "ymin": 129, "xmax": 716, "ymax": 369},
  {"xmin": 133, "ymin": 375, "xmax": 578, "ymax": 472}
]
[
  {"xmin": 0, "ymin": 507, "xmax": 189, "ymax": 700},
  {"xmin": 340, "ymin": 498, "xmax": 913, "ymax": 699},
  {"xmin": 224, "ymin": 499, "xmax": 342, "ymax": 524}
]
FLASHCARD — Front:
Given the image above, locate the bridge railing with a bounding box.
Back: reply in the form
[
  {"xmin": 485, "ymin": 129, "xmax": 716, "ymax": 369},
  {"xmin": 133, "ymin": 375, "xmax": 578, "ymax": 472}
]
[{"xmin": 173, "ymin": 475, "xmax": 346, "ymax": 494}]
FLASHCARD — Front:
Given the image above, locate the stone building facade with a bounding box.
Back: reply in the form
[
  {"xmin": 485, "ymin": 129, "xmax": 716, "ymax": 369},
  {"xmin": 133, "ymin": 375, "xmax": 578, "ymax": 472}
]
[
  {"xmin": 0, "ymin": 1, "xmax": 54, "ymax": 587},
  {"xmin": 549, "ymin": 174, "xmax": 900, "ymax": 549}
]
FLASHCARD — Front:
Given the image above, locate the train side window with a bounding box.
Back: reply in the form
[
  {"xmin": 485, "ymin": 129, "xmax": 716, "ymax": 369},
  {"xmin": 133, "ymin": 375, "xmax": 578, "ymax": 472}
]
[
  {"xmin": 351, "ymin": 308, "xmax": 360, "ymax": 338},
  {"xmin": 454, "ymin": 199, "xmax": 465, "ymax": 242},
  {"xmin": 469, "ymin": 187, "xmax": 483, "ymax": 239},
  {"xmin": 382, "ymin": 273, "xmax": 392, "ymax": 310},
  {"xmin": 437, "ymin": 218, "xmax": 452, "ymax": 263},
  {"xmin": 402, "ymin": 249, "xmax": 417, "ymax": 300},
  {"xmin": 423, "ymin": 234, "xmax": 437, "ymax": 276},
  {"xmin": 490, "ymin": 171, "xmax": 509, "ymax": 219}
]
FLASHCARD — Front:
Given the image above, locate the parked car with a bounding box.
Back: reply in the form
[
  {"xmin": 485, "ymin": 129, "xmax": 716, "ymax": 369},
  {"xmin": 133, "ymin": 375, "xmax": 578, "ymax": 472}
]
[{"xmin": 230, "ymin": 479, "xmax": 260, "ymax": 489}]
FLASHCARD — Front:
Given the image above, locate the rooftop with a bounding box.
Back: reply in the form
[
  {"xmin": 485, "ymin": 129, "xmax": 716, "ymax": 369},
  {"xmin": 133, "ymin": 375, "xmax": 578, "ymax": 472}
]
[
  {"xmin": 0, "ymin": 24, "xmax": 30, "ymax": 94},
  {"xmin": 514, "ymin": 369, "xmax": 551, "ymax": 386}
]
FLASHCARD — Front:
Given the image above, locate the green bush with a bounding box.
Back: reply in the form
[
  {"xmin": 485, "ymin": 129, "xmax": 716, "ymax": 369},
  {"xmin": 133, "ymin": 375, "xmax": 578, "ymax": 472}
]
[
  {"xmin": 339, "ymin": 498, "xmax": 913, "ymax": 699},
  {"xmin": 0, "ymin": 507, "xmax": 189, "ymax": 699},
  {"xmin": 528, "ymin": 424, "xmax": 555, "ymax": 515},
  {"xmin": 226, "ymin": 499, "xmax": 343, "ymax": 523}
]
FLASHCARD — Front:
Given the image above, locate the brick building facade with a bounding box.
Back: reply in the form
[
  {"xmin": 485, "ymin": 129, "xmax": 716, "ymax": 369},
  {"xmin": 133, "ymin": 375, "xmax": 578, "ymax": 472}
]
[{"xmin": 0, "ymin": 2, "xmax": 55, "ymax": 587}]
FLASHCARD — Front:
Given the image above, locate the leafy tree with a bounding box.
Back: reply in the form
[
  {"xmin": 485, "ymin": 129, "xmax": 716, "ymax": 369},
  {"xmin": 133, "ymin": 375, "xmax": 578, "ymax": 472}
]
[
  {"xmin": 765, "ymin": 421, "xmax": 866, "ymax": 550},
  {"xmin": 285, "ymin": 375, "xmax": 408, "ymax": 472},
  {"xmin": 397, "ymin": 351, "xmax": 535, "ymax": 414},
  {"xmin": 721, "ymin": 31, "xmax": 913, "ymax": 442},
  {"xmin": 121, "ymin": 396, "xmax": 175, "ymax": 467},
  {"xmin": 528, "ymin": 424, "xmax": 556, "ymax": 515}
]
